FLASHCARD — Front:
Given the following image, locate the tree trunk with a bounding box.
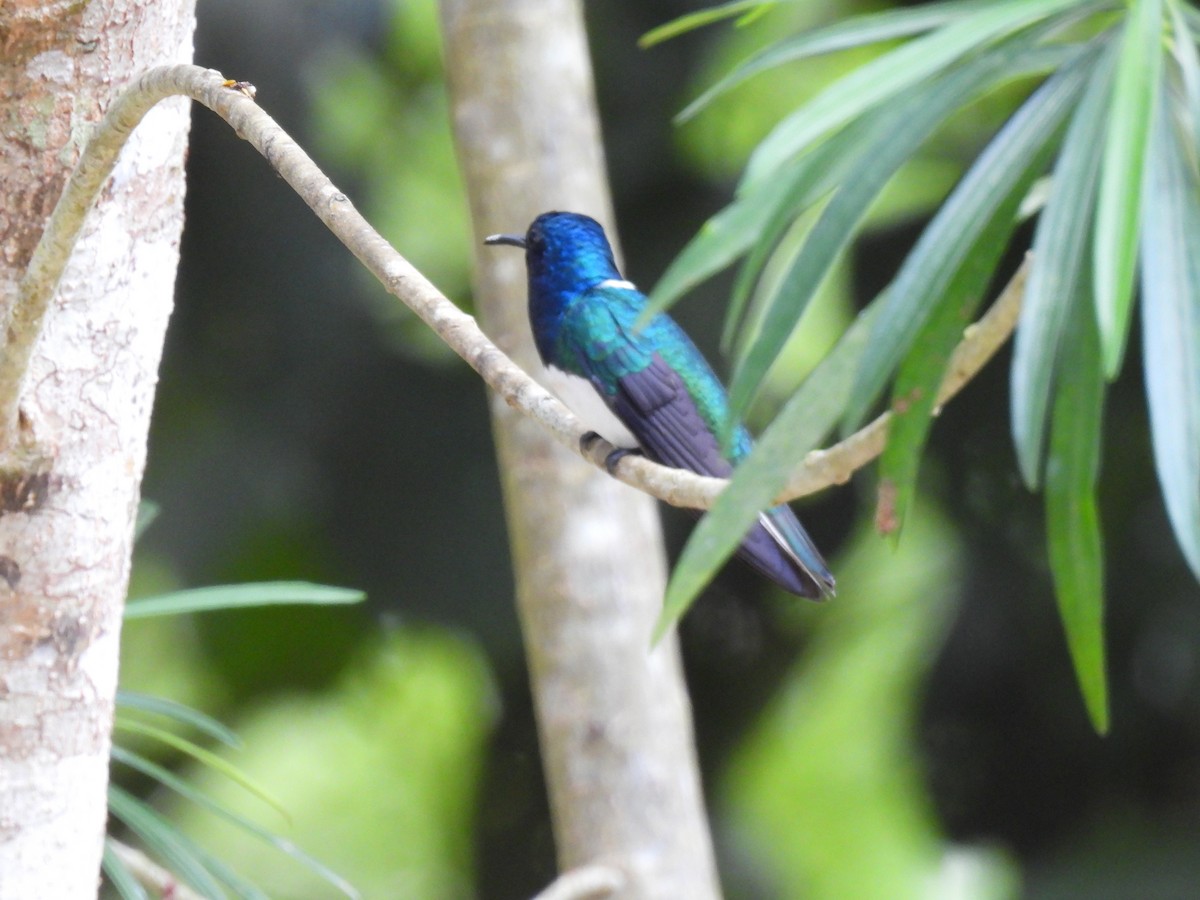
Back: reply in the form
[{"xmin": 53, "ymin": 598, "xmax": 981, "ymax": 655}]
[
  {"xmin": 0, "ymin": 1, "xmax": 196, "ymax": 895},
  {"xmin": 439, "ymin": 2, "xmax": 721, "ymax": 897}
]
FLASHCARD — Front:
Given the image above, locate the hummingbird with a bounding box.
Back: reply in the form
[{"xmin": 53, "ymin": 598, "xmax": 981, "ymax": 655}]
[{"xmin": 485, "ymin": 211, "xmax": 834, "ymax": 599}]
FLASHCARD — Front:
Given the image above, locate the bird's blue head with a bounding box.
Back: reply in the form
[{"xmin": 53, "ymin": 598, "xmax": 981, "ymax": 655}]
[
  {"xmin": 485, "ymin": 211, "xmax": 623, "ymax": 313},
  {"xmin": 485, "ymin": 211, "xmax": 626, "ymax": 363}
]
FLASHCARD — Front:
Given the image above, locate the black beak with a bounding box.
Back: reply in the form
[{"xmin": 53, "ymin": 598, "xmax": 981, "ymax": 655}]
[{"xmin": 484, "ymin": 233, "xmax": 527, "ymax": 248}]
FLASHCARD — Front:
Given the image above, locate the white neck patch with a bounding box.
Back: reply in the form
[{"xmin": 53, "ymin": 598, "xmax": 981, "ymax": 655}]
[{"xmin": 597, "ymin": 278, "xmax": 637, "ymax": 290}]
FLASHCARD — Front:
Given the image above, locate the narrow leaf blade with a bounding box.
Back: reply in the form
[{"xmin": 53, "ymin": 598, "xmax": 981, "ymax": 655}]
[
  {"xmin": 116, "ymin": 691, "xmax": 243, "ymax": 749},
  {"xmin": 1094, "ymin": 0, "xmax": 1164, "ymax": 376},
  {"xmin": 124, "ymin": 581, "xmax": 364, "ymax": 619},
  {"xmin": 1045, "ymin": 289, "xmax": 1109, "ymax": 733},
  {"xmin": 113, "ymin": 719, "xmax": 290, "ymax": 823},
  {"xmin": 743, "ymin": 0, "xmax": 1087, "ymax": 188},
  {"xmin": 727, "ymin": 37, "xmax": 1069, "ymax": 421},
  {"xmin": 108, "ymin": 785, "xmax": 228, "ymax": 900},
  {"xmin": 845, "ymin": 44, "xmax": 1095, "ymax": 432},
  {"xmin": 103, "ymin": 841, "xmax": 151, "ymax": 900},
  {"xmin": 879, "ymin": 166, "xmax": 1036, "ymax": 538},
  {"xmin": 111, "ymin": 746, "xmax": 361, "ymax": 899},
  {"xmin": 676, "ymin": 0, "xmax": 996, "ymax": 121},
  {"xmin": 640, "ymin": 0, "xmax": 769, "ymax": 48},
  {"xmin": 1011, "ymin": 41, "xmax": 1116, "ymax": 487},
  {"xmin": 1140, "ymin": 88, "xmax": 1200, "ymax": 579},
  {"xmin": 718, "ymin": 115, "xmax": 880, "ymax": 347}
]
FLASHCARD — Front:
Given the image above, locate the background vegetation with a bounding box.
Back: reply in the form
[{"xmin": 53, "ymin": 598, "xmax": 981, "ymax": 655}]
[{"xmin": 112, "ymin": 0, "xmax": 1200, "ymax": 896}]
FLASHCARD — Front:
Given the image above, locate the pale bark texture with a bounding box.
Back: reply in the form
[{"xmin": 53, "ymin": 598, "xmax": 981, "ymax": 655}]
[
  {"xmin": 0, "ymin": 2, "xmax": 196, "ymax": 896},
  {"xmin": 439, "ymin": 2, "xmax": 721, "ymax": 897}
]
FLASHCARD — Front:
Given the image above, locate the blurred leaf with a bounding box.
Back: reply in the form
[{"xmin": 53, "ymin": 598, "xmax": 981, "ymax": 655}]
[
  {"xmin": 674, "ymin": 0, "xmax": 996, "ymax": 122},
  {"xmin": 719, "ymin": 115, "xmax": 883, "ymax": 351},
  {"xmin": 655, "ymin": 301, "xmax": 879, "ymax": 638},
  {"xmin": 742, "ymin": 0, "xmax": 1088, "ymax": 188},
  {"xmin": 102, "ymin": 841, "xmax": 150, "ymax": 900},
  {"xmin": 1140, "ymin": 91, "xmax": 1200, "ymax": 579},
  {"xmin": 723, "ymin": 509, "xmax": 1021, "ymax": 898},
  {"xmin": 108, "ymin": 785, "xmax": 229, "ymax": 900},
  {"xmin": 112, "ymin": 746, "xmax": 359, "ymax": 899},
  {"xmin": 169, "ymin": 632, "xmax": 489, "ymax": 898},
  {"xmin": 123, "ymin": 582, "xmax": 364, "ymax": 620},
  {"xmin": 647, "ymin": 119, "xmax": 869, "ymax": 322},
  {"xmin": 727, "ymin": 37, "xmax": 1069, "ymax": 421},
  {"xmin": 114, "ymin": 719, "xmax": 289, "ymax": 824},
  {"xmin": 1094, "ymin": 0, "xmax": 1164, "ymax": 376},
  {"xmin": 640, "ymin": 0, "xmax": 773, "ymax": 47},
  {"xmin": 1011, "ymin": 42, "xmax": 1116, "ymax": 487},
  {"xmin": 116, "ymin": 691, "xmax": 242, "ymax": 750},
  {"xmin": 724, "ymin": 191, "xmax": 827, "ymax": 360},
  {"xmin": 845, "ymin": 44, "xmax": 1096, "ymax": 432},
  {"xmin": 1045, "ymin": 287, "xmax": 1109, "ymax": 733}
]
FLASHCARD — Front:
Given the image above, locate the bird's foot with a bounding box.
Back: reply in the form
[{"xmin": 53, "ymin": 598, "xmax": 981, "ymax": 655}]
[
  {"xmin": 602, "ymin": 446, "xmax": 642, "ymax": 475},
  {"xmin": 579, "ymin": 431, "xmax": 643, "ymax": 476}
]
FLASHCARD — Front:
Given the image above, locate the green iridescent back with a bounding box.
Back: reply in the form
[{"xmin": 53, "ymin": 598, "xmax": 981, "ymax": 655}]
[{"xmin": 554, "ymin": 285, "xmax": 754, "ymax": 463}]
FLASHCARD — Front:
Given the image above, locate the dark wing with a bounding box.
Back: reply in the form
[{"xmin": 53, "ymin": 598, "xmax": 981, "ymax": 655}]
[
  {"xmin": 609, "ymin": 353, "xmax": 734, "ymax": 478},
  {"xmin": 607, "ymin": 355, "xmax": 833, "ymax": 600}
]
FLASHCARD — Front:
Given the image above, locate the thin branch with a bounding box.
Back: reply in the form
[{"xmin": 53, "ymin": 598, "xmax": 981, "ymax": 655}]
[
  {"xmin": 1, "ymin": 64, "xmax": 1025, "ymax": 510},
  {"xmin": 106, "ymin": 837, "xmax": 206, "ymax": 900}
]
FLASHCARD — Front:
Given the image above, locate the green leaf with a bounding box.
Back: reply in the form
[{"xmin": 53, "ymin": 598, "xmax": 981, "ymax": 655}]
[
  {"xmin": 845, "ymin": 44, "xmax": 1096, "ymax": 432},
  {"xmin": 108, "ymin": 785, "xmax": 228, "ymax": 900},
  {"xmin": 879, "ymin": 159, "xmax": 1039, "ymax": 539},
  {"xmin": 1045, "ymin": 285, "xmax": 1109, "ymax": 733},
  {"xmin": 646, "ymin": 189, "xmax": 776, "ymax": 317},
  {"xmin": 115, "ymin": 691, "xmax": 243, "ymax": 749},
  {"xmin": 113, "ymin": 719, "xmax": 290, "ymax": 824},
  {"xmin": 103, "ymin": 841, "xmax": 150, "ymax": 900},
  {"xmin": 742, "ymin": 0, "xmax": 1091, "ymax": 188},
  {"xmin": 1167, "ymin": 0, "xmax": 1200, "ymax": 152},
  {"xmin": 646, "ymin": 122, "xmax": 869, "ymax": 323},
  {"xmin": 640, "ymin": 0, "xmax": 772, "ymax": 47},
  {"xmin": 109, "ymin": 785, "xmax": 272, "ymax": 899},
  {"xmin": 654, "ymin": 302, "xmax": 880, "ymax": 638},
  {"xmin": 111, "ymin": 746, "xmax": 361, "ymax": 899},
  {"xmin": 1140, "ymin": 90, "xmax": 1200, "ymax": 579},
  {"xmin": 727, "ymin": 37, "xmax": 1071, "ymax": 422},
  {"xmin": 718, "ymin": 109, "xmax": 893, "ymax": 351},
  {"xmin": 1011, "ymin": 41, "xmax": 1117, "ymax": 488},
  {"xmin": 675, "ymin": 0, "xmax": 996, "ymax": 122},
  {"xmin": 123, "ymin": 581, "xmax": 365, "ymax": 619},
  {"xmin": 1094, "ymin": 0, "xmax": 1165, "ymax": 376}
]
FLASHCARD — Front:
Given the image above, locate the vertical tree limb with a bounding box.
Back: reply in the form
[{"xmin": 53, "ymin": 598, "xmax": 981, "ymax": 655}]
[
  {"xmin": 0, "ymin": 2, "xmax": 196, "ymax": 895},
  {"xmin": 439, "ymin": 2, "xmax": 721, "ymax": 896}
]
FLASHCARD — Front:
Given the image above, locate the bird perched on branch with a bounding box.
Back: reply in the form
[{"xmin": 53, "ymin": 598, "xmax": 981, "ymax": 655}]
[{"xmin": 486, "ymin": 211, "xmax": 834, "ymax": 599}]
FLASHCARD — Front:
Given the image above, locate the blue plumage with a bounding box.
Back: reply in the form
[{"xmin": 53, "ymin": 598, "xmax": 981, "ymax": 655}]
[{"xmin": 485, "ymin": 211, "xmax": 834, "ymax": 599}]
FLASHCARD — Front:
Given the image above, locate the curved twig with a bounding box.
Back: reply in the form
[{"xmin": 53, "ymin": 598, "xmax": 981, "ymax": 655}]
[{"xmin": 1, "ymin": 64, "xmax": 1024, "ymax": 509}]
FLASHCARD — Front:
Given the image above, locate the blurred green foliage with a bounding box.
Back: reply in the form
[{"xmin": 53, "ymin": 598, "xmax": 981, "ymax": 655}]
[
  {"xmin": 309, "ymin": 0, "xmax": 472, "ymax": 362},
  {"xmin": 123, "ymin": 628, "xmax": 494, "ymax": 898},
  {"xmin": 725, "ymin": 506, "xmax": 1017, "ymax": 899}
]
